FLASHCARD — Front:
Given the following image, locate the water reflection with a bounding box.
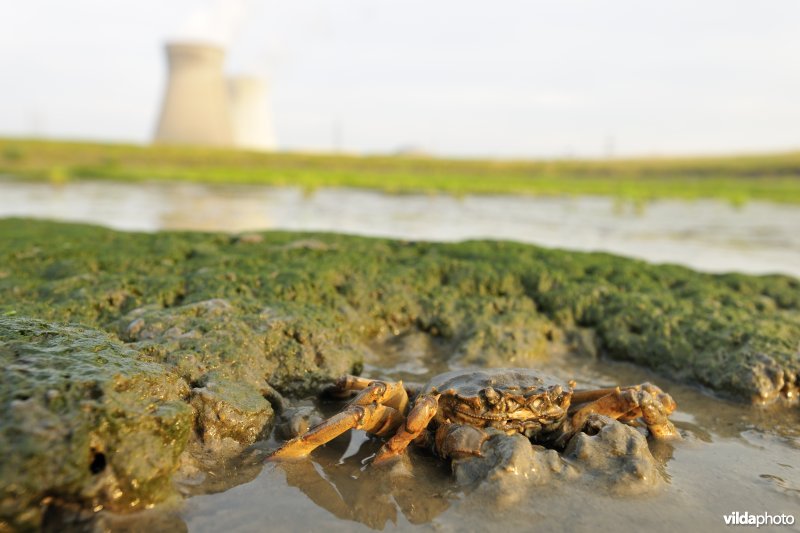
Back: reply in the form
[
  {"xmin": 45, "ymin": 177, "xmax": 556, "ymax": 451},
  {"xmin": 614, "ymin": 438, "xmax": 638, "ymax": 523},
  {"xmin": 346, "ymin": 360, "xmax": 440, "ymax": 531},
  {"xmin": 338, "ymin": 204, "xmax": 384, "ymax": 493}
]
[
  {"xmin": 159, "ymin": 188, "xmax": 273, "ymax": 232},
  {"xmin": 2, "ymin": 178, "xmax": 800, "ymax": 276},
  {"xmin": 277, "ymin": 437, "xmax": 452, "ymax": 529}
]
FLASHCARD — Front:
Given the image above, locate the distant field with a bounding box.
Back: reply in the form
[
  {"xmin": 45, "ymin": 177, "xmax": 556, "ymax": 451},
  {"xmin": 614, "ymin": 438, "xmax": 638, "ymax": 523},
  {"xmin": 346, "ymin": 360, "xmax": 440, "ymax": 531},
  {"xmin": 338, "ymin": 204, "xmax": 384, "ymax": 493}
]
[{"xmin": 2, "ymin": 137, "xmax": 800, "ymax": 204}]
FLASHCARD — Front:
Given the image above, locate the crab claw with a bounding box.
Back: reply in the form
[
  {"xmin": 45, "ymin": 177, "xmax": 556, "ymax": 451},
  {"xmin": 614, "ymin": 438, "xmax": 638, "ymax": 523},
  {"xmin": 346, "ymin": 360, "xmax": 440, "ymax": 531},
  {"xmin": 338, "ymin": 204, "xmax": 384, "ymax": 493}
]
[{"xmin": 374, "ymin": 394, "xmax": 440, "ymax": 465}]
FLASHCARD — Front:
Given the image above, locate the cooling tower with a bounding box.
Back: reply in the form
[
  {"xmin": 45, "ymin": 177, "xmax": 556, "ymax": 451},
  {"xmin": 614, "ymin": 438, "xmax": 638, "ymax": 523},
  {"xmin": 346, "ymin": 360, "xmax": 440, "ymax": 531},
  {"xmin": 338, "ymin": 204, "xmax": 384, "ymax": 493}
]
[
  {"xmin": 228, "ymin": 76, "xmax": 277, "ymax": 151},
  {"xmin": 154, "ymin": 42, "xmax": 234, "ymax": 147}
]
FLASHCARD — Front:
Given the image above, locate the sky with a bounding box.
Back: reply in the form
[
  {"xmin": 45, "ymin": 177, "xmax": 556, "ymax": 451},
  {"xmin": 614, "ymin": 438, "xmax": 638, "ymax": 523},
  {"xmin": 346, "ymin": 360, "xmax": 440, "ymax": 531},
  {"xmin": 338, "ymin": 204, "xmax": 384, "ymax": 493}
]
[{"xmin": 1, "ymin": 0, "xmax": 799, "ymax": 158}]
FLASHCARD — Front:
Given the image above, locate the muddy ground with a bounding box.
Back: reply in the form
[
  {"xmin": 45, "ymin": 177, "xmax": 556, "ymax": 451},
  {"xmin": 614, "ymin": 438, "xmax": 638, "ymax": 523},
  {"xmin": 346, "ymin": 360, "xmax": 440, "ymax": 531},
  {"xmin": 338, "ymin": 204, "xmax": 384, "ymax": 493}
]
[{"xmin": 1, "ymin": 218, "xmax": 798, "ymax": 530}]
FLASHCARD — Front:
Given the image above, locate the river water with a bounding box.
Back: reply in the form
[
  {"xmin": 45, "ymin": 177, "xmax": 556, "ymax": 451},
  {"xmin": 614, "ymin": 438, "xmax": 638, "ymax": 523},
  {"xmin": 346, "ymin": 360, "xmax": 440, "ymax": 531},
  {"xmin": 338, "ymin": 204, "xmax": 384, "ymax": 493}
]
[
  {"xmin": 3, "ymin": 178, "xmax": 799, "ymax": 532},
  {"xmin": 1, "ymin": 178, "xmax": 799, "ymax": 277}
]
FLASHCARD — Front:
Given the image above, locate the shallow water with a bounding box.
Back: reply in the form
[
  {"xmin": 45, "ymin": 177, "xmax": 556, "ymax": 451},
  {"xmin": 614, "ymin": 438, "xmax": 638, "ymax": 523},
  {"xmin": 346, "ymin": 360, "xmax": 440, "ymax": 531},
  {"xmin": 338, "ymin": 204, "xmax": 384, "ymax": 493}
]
[
  {"xmin": 2, "ymin": 178, "xmax": 800, "ymax": 277},
  {"xmin": 93, "ymin": 331, "xmax": 800, "ymax": 532},
  {"xmin": 155, "ymin": 349, "xmax": 799, "ymax": 533}
]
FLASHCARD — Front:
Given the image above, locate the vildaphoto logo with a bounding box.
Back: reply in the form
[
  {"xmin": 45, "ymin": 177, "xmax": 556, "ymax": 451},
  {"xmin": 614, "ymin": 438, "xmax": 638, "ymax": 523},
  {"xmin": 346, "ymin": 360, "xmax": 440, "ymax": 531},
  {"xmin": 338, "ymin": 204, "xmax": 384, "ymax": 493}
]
[{"xmin": 723, "ymin": 511, "xmax": 795, "ymax": 527}]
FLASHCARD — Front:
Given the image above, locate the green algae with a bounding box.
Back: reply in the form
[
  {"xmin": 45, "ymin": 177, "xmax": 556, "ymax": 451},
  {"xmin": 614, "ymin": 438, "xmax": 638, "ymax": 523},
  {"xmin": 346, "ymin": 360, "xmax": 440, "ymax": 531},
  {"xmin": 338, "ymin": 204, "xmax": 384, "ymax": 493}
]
[
  {"xmin": 1, "ymin": 219, "xmax": 798, "ymax": 402},
  {"xmin": 0, "ymin": 317, "xmax": 193, "ymax": 530},
  {"xmin": 190, "ymin": 375, "xmax": 273, "ymax": 447},
  {"xmin": 1, "ymin": 217, "xmax": 799, "ymax": 527}
]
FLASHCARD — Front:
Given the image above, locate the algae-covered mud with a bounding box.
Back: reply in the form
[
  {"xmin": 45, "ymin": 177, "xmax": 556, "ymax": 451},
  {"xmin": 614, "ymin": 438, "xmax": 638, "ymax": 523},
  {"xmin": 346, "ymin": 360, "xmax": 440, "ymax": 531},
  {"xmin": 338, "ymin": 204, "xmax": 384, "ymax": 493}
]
[
  {"xmin": 1, "ymin": 218, "xmax": 799, "ymax": 530},
  {"xmin": 0, "ymin": 318, "xmax": 193, "ymax": 526}
]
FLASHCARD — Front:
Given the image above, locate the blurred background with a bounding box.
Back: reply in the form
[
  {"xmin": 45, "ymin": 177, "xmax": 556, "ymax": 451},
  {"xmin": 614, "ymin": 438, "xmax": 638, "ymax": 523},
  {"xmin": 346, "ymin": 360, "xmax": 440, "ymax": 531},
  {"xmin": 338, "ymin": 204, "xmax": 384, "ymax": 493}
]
[
  {"xmin": 3, "ymin": 0, "xmax": 800, "ymax": 156},
  {"xmin": 1, "ymin": 0, "xmax": 799, "ymax": 275}
]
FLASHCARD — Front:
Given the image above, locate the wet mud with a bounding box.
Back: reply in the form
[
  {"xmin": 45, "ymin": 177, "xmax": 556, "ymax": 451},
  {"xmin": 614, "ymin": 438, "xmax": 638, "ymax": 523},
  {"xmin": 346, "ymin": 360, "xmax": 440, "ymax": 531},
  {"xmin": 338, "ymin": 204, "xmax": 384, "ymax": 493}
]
[
  {"xmin": 0, "ymin": 219, "xmax": 798, "ymax": 530},
  {"xmin": 173, "ymin": 353, "xmax": 800, "ymax": 532}
]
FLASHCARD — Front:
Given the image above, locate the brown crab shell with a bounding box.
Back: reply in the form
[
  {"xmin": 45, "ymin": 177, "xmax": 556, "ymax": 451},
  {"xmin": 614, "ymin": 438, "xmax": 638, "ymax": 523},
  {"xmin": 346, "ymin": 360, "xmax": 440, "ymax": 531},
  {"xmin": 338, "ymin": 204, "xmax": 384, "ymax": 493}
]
[{"xmin": 421, "ymin": 368, "xmax": 574, "ymax": 438}]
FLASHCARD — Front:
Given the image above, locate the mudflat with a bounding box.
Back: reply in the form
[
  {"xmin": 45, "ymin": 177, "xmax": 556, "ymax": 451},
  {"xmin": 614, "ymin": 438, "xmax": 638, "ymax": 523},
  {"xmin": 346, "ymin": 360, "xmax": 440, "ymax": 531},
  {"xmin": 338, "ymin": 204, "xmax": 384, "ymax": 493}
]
[{"xmin": 1, "ymin": 219, "xmax": 798, "ymax": 530}]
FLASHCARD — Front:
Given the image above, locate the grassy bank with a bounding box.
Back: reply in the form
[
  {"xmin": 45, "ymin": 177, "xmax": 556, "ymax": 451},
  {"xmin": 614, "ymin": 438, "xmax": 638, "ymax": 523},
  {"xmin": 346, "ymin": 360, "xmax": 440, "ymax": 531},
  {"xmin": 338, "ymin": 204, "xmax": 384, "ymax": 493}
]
[{"xmin": 2, "ymin": 137, "xmax": 800, "ymax": 203}]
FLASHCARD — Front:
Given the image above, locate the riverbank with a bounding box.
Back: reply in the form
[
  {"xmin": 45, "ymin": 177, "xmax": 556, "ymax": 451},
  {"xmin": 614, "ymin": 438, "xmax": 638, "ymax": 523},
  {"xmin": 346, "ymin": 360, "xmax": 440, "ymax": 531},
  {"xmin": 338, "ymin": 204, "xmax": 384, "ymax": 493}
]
[{"xmin": 3, "ymin": 138, "xmax": 800, "ymax": 204}]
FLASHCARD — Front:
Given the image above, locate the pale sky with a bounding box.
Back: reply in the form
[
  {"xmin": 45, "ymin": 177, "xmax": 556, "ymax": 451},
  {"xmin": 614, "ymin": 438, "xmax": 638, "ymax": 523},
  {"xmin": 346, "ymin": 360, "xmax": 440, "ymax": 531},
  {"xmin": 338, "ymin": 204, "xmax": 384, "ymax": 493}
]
[{"xmin": 2, "ymin": 0, "xmax": 799, "ymax": 158}]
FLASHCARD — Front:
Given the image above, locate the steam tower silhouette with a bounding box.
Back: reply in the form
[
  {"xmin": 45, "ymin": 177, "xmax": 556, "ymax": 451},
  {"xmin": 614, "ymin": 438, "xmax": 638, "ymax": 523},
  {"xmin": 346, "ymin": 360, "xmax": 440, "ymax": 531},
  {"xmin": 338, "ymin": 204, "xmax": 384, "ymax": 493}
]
[
  {"xmin": 155, "ymin": 42, "xmax": 233, "ymax": 147},
  {"xmin": 228, "ymin": 76, "xmax": 276, "ymax": 151},
  {"xmin": 154, "ymin": 42, "xmax": 275, "ymax": 150}
]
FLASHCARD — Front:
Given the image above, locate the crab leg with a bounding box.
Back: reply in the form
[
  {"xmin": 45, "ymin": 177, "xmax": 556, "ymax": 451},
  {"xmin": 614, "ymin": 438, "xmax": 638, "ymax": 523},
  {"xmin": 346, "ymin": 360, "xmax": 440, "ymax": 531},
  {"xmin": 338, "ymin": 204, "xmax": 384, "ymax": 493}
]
[
  {"xmin": 373, "ymin": 394, "xmax": 439, "ymax": 464},
  {"xmin": 569, "ymin": 383, "xmax": 679, "ymax": 439},
  {"xmin": 570, "ymin": 387, "xmax": 618, "ymax": 404},
  {"xmin": 270, "ymin": 379, "xmax": 409, "ymax": 460},
  {"xmin": 270, "ymin": 402, "xmax": 405, "ymax": 459},
  {"xmin": 323, "ymin": 375, "xmax": 377, "ymax": 399},
  {"xmin": 325, "ymin": 375, "xmax": 421, "ymax": 406}
]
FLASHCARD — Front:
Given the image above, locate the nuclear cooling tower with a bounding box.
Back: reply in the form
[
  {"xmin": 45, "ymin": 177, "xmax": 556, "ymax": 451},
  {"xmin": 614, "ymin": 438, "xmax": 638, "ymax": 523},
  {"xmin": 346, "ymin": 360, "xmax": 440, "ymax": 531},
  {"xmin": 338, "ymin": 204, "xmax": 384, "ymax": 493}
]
[
  {"xmin": 154, "ymin": 42, "xmax": 234, "ymax": 147},
  {"xmin": 228, "ymin": 76, "xmax": 277, "ymax": 151}
]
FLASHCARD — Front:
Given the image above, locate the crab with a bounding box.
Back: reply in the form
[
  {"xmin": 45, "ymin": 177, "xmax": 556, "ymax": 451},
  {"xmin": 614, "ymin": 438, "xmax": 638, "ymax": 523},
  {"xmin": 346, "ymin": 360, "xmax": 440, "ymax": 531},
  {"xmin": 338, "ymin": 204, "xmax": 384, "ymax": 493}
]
[{"xmin": 268, "ymin": 368, "xmax": 678, "ymax": 464}]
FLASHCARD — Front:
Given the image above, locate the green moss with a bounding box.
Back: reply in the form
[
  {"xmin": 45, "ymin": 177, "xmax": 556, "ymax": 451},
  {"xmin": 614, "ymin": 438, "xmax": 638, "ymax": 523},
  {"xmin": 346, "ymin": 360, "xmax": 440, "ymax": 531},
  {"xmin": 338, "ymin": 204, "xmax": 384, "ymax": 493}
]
[
  {"xmin": 0, "ymin": 316, "xmax": 193, "ymax": 530},
  {"xmin": 1, "ymin": 218, "xmax": 798, "ymax": 405},
  {"xmin": 2, "ymin": 137, "xmax": 800, "ymax": 203},
  {"xmin": 1, "ymin": 218, "xmax": 799, "ymax": 526},
  {"xmin": 190, "ymin": 373, "xmax": 274, "ymax": 446}
]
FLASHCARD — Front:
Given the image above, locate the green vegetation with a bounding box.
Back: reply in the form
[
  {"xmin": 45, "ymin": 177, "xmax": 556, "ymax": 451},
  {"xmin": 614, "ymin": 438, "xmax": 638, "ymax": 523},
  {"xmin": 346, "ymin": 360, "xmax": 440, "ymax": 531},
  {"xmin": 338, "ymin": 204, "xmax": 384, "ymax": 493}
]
[
  {"xmin": 3, "ymin": 219, "xmax": 798, "ymax": 403},
  {"xmin": 2, "ymin": 137, "xmax": 800, "ymax": 203},
  {"xmin": 0, "ymin": 317, "xmax": 193, "ymax": 529},
  {"xmin": 2, "ymin": 218, "xmax": 799, "ymax": 527}
]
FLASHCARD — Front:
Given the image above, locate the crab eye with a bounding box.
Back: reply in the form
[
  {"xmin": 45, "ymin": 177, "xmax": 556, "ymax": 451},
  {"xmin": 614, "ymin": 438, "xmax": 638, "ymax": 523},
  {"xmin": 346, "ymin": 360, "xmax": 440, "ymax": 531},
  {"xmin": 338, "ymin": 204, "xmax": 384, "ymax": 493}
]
[{"xmin": 483, "ymin": 387, "xmax": 500, "ymax": 404}]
